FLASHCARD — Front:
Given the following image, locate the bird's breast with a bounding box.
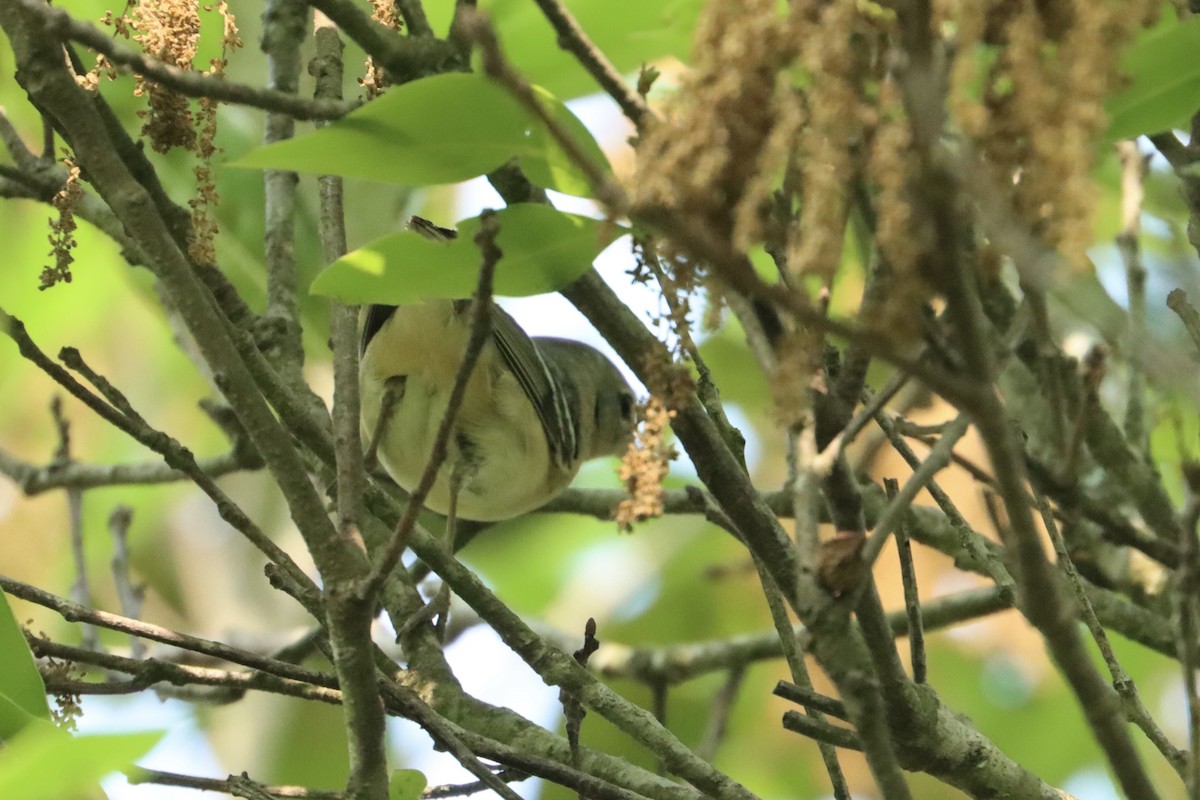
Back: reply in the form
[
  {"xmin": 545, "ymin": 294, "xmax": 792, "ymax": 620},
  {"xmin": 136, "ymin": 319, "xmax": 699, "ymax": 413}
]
[{"xmin": 359, "ymin": 302, "xmax": 574, "ymax": 520}]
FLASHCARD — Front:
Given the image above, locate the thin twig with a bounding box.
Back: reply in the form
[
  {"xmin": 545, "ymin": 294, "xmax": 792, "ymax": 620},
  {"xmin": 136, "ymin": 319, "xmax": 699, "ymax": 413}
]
[
  {"xmin": 424, "ymin": 772, "xmax": 529, "ymax": 799},
  {"xmin": 0, "ymin": 313, "xmax": 311, "ymax": 589},
  {"xmin": 383, "ymin": 699, "xmax": 673, "ymax": 800},
  {"xmin": 773, "ymin": 682, "xmax": 849, "ymax": 721},
  {"xmin": 863, "ymin": 414, "xmax": 971, "ymax": 567},
  {"xmin": 591, "ymin": 583, "xmax": 1008, "ymax": 683},
  {"xmin": 780, "ymin": 712, "xmax": 862, "ymax": 751},
  {"xmin": 1061, "ymin": 345, "xmax": 1104, "ymax": 485},
  {"xmin": 463, "ymin": 10, "xmax": 626, "ymax": 211},
  {"xmin": 0, "ymin": 447, "xmax": 251, "ymax": 495},
  {"xmin": 696, "ymin": 490, "xmax": 851, "ymax": 797},
  {"xmin": 890, "ymin": 0, "xmax": 1161, "ymax": 790},
  {"xmin": 107, "ymin": 505, "xmax": 145, "ymax": 660},
  {"xmin": 1117, "ymin": 140, "xmax": 1149, "ymax": 451},
  {"xmin": 131, "ymin": 768, "xmax": 343, "ymax": 798},
  {"xmin": 1034, "ymin": 495, "xmax": 1188, "ymax": 780},
  {"xmin": 886, "ymin": 479, "xmax": 926, "ymax": 684},
  {"xmin": 396, "ymin": 0, "xmax": 434, "ymax": 37},
  {"xmin": 529, "ymin": 0, "xmax": 651, "ymax": 128},
  {"xmin": 0, "ymin": 108, "xmax": 36, "ymax": 165},
  {"xmin": 2, "ymin": 575, "xmax": 339, "ymax": 688},
  {"xmin": 696, "ymin": 667, "xmax": 745, "ymax": 762},
  {"xmin": 562, "ymin": 618, "xmax": 600, "ymax": 780},
  {"xmin": 789, "ymin": 423, "xmax": 822, "ymax": 579},
  {"xmin": 1179, "ymin": 466, "xmax": 1200, "ymax": 799},
  {"xmin": 51, "ymin": 396, "xmax": 98, "ymax": 652},
  {"xmin": 377, "ymin": 683, "xmax": 569, "ymax": 800},
  {"xmin": 1169, "ymin": 289, "xmax": 1200, "ymax": 353},
  {"xmin": 32, "ymin": 636, "xmax": 341, "ymax": 705},
  {"xmin": 1017, "ymin": 290, "xmax": 1070, "ymax": 456},
  {"xmin": 851, "ymin": 576, "xmax": 916, "ymax": 757},
  {"xmin": 1149, "ymin": 129, "xmax": 1200, "ymax": 261}
]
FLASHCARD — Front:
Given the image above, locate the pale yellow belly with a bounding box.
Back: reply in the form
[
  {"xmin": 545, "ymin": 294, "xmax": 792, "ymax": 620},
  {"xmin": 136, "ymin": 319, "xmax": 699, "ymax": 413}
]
[{"xmin": 359, "ymin": 303, "xmax": 577, "ymax": 521}]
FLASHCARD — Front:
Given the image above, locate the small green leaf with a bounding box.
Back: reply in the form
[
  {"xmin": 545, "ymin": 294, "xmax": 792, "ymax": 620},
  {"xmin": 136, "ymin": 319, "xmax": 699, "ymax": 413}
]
[
  {"xmin": 388, "ymin": 769, "xmax": 426, "ymax": 800},
  {"xmin": 0, "ymin": 695, "xmax": 49, "ymax": 743},
  {"xmin": 310, "ymin": 205, "xmax": 626, "ymax": 304},
  {"xmin": 230, "ymin": 73, "xmax": 610, "ymax": 198},
  {"xmin": 520, "ymin": 85, "xmax": 611, "ymax": 194},
  {"xmin": 0, "ymin": 591, "xmax": 51, "ymax": 736},
  {"xmin": 1106, "ymin": 11, "xmax": 1200, "ymax": 141},
  {"xmin": 0, "ymin": 726, "xmax": 160, "ymax": 800}
]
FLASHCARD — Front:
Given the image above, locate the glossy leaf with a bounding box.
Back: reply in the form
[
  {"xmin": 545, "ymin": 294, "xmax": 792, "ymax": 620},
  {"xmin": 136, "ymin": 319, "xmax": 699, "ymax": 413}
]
[
  {"xmin": 310, "ymin": 205, "xmax": 626, "ymax": 303},
  {"xmin": 522, "ymin": 85, "xmax": 611, "ymax": 194},
  {"xmin": 0, "ymin": 591, "xmax": 51, "ymax": 738},
  {"xmin": 0, "ymin": 726, "xmax": 159, "ymax": 800},
  {"xmin": 1107, "ymin": 11, "xmax": 1200, "ymax": 141},
  {"xmin": 0, "ymin": 695, "xmax": 48, "ymax": 743},
  {"xmin": 389, "ymin": 769, "xmax": 426, "ymax": 800},
  {"xmin": 231, "ymin": 73, "xmax": 610, "ymax": 198}
]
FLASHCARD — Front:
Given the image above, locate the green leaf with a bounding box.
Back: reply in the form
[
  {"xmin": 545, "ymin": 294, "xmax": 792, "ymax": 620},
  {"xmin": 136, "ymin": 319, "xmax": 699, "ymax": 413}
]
[
  {"xmin": 310, "ymin": 205, "xmax": 626, "ymax": 303},
  {"xmin": 0, "ymin": 726, "xmax": 160, "ymax": 800},
  {"xmin": 0, "ymin": 591, "xmax": 51, "ymax": 737},
  {"xmin": 1106, "ymin": 11, "xmax": 1200, "ymax": 141},
  {"xmin": 388, "ymin": 769, "xmax": 427, "ymax": 800},
  {"xmin": 484, "ymin": 0, "xmax": 704, "ymax": 100},
  {"xmin": 520, "ymin": 85, "xmax": 611, "ymax": 194},
  {"xmin": 0, "ymin": 695, "xmax": 49, "ymax": 743},
  {"xmin": 230, "ymin": 73, "xmax": 610, "ymax": 198}
]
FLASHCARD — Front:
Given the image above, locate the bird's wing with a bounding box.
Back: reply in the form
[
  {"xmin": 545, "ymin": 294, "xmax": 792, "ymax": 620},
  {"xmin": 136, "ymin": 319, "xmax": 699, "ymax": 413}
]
[
  {"xmin": 365, "ymin": 217, "xmax": 578, "ymax": 466},
  {"xmin": 360, "ymin": 304, "xmax": 398, "ymax": 354},
  {"xmin": 489, "ymin": 304, "xmax": 578, "ymax": 467}
]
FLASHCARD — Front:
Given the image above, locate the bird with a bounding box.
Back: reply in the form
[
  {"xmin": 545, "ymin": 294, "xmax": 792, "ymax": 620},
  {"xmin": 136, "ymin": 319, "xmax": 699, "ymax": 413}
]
[{"xmin": 359, "ymin": 217, "xmax": 637, "ymax": 523}]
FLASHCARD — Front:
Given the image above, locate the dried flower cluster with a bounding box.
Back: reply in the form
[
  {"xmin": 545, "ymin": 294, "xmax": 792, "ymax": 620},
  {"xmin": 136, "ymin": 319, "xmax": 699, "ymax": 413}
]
[
  {"xmin": 947, "ymin": 1, "xmax": 1161, "ymax": 269},
  {"xmin": 189, "ymin": 1, "xmax": 242, "ymax": 264},
  {"xmin": 41, "ymin": 157, "xmax": 82, "ymax": 291},
  {"xmin": 90, "ymin": 3, "xmax": 240, "ymax": 263},
  {"xmin": 632, "ymin": 0, "xmax": 903, "ymax": 426},
  {"xmin": 361, "ymin": 0, "xmax": 400, "ymax": 98},
  {"xmin": 28, "ymin": 628, "xmax": 82, "ymax": 732},
  {"xmin": 770, "ymin": 329, "xmax": 825, "ymax": 429},
  {"xmin": 628, "ymin": 0, "xmax": 1166, "ymax": 443},
  {"xmin": 615, "ymin": 397, "xmax": 676, "ymax": 533},
  {"xmin": 75, "ymin": 50, "xmax": 116, "ymax": 92},
  {"xmin": 629, "ymin": 236, "xmax": 703, "ymax": 360},
  {"xmin": 129, "ymin": 0, "xmax": 202, "ymax": 153},
  {"xmin": 787, "ymin": 0, "xmax": 880, "ymax": 282},
  {"xmin": 866, "ymin": 78, "xmax": 933, "ymax": 344},
  {"xmin": 632, "ymin": 0, "xmax": 804, "ymax": 246}
]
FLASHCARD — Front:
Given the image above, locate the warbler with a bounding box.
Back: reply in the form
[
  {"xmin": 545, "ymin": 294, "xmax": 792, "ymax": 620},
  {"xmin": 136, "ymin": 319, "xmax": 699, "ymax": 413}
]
[{"xmin": 359, "ymin": 217, "xmax": 637, "ymax": 522}]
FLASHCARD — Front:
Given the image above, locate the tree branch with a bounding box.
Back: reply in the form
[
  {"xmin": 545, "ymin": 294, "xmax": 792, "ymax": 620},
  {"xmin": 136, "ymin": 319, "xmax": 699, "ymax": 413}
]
[{"xmin": 11, "ymin": 0, "xmax": 352, "ymax": 120}]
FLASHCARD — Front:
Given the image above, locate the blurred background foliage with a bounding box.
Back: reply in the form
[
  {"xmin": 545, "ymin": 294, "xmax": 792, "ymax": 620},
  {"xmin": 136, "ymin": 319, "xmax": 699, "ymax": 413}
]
[{"xmin": 2, "ymin": 1, "xmax": 1200, "ymax": 799}]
